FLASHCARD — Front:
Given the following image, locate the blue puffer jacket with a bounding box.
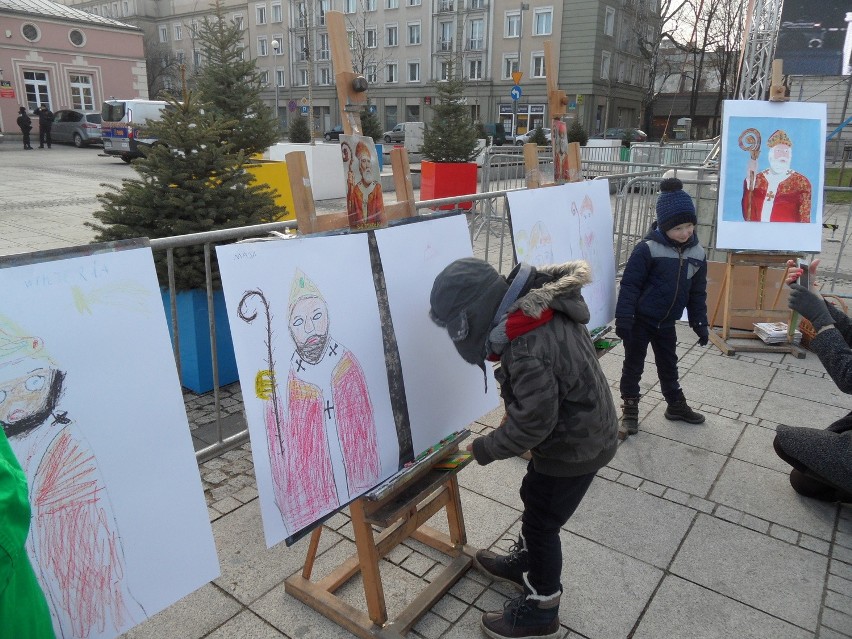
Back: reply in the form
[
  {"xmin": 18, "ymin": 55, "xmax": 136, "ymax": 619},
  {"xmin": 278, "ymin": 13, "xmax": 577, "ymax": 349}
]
[{"xmin": 615, "ymin": 224, "xmax": 708, "ymax": 329}]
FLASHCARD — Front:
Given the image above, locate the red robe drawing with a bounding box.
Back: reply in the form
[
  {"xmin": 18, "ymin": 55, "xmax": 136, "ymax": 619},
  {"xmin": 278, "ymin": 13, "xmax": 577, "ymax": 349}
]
[
  {"xmin": 265, "ymin": 337, "xmax": 380, "ymax": 533},
  {"xmin": 346, "ymin": 180, "xmax": 384, "ymax": 228},
  {"xmin": 16, "ymin": 424, "xmax": 144, "ymax": 638},
  {"xmin": 741, "ymin": 170, "xmax": 812, "ymax": 223}
]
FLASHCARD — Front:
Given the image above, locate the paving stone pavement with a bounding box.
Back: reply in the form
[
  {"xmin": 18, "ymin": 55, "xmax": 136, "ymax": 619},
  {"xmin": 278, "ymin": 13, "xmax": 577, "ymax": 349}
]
[{"xmin": 2, "ymin": 143, "xmax": 851, "ymax": 639}]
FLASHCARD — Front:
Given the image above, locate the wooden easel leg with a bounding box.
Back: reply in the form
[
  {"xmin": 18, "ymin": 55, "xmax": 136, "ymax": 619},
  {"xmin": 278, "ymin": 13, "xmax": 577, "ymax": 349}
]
[
  {"xmin": 349, "ymin": 498, "xmax": 388, "ymax": 626},
  {"xmin": 302, "ymin": 527, "xmax": 322, "ymax": 579}
]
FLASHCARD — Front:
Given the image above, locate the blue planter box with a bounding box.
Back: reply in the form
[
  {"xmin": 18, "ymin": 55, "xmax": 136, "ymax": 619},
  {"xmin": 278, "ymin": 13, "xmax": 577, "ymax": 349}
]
[
  {"xmin": 161, "ymin": 289, "xmax": 239, "ymax": 394},
  {"xmin": 375, "ymin": 143, "xmax": 383, "ymax": 171}
]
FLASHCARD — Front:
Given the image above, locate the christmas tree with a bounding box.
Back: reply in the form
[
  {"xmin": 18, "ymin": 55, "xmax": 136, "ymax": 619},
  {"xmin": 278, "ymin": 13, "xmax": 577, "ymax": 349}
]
[{"xmin": 421, "ymin": 66, "xmax": 479, "ymax": 163}]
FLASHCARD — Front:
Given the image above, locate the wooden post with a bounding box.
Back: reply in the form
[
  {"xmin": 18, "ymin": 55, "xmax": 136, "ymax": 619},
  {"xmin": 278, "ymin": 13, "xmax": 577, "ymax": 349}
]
[{"xmin": 768, "ymin": 59, "xmax": 789, "ymax": 103}]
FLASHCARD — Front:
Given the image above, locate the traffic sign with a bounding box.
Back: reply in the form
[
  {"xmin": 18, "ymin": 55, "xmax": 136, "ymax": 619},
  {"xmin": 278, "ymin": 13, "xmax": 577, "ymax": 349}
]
[
  {"xmin": 300, "ymin": 105, "xmax": 309, "ymax": 115},
  {"xmin": 287, "ymin": 99, "xmax": 297, "ymax": 112},
  {"xmin": 510, "ymin": 85, "xmax": 522, "ymax": 101},
  {"xmin": 300, "ymin": 97, "xmax": 309, "ymax": 106},
  {"xmin": 512, "ymin": 71, "xmax": 523, "ymax": 84}
]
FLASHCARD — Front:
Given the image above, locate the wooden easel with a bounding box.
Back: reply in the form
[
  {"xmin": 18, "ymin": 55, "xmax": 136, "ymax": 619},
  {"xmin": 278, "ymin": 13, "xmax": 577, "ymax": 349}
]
[
  {"xmin": 708, "ymin": 59, "xmax": 805, "ymax": 357},
  {"xmin": 707, "ymin": 251, "xmax": 805, "ymax": 357},
  {"xmin": 522, "ymin": 40, "xmax": 579, "ymax": 189},
  {"xmin": 282, "ymin": 11, "xmax": 476, "ymax": 637}
]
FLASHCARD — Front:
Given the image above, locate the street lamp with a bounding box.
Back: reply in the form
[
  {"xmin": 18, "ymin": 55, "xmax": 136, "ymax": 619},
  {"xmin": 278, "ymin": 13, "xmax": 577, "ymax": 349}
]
[
  {"xmin": 514, "ymin": 2, "xmax": 529, "ymax": 140},
  {"xmin": 271, "ymin": 39, "xmax": 281, "ymax": 133}
]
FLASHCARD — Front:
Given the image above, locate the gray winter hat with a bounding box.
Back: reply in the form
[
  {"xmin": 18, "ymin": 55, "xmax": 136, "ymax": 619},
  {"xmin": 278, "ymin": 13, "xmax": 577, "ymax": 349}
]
[
  {"xmin": 775, "ymin": 424, "xmax": 852, "ymax": 494},
  {"xmin": 429, "ymin": 258, "xmax": 508, "ymax": 366}
]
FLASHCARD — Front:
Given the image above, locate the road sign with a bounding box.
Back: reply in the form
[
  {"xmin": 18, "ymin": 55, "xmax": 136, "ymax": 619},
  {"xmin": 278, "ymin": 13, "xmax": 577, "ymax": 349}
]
[
  {"xmin": 512, "ymin": 71, "xmax": 523, "ymax": 85},
  {"xmin": 300, "ymin": 97, "xmax": 309, "ymax": 106},
  {"xmin": 569, "ymin": 101, "xmax": 577, "ymax": 110},
  {"xmin": 510, "ymin": 85, "xmax": 522, "ymax": 101},
  {"xmin": 368, "ymin": 104, "xmax": 377, "ymax": 113},
  {"xmin": 300, "ymin": 105, "xmax": 309, "ymax": 115},
  {"xmin": 287, "ymin": 99, "xmax": 297, "ymax": 112}
]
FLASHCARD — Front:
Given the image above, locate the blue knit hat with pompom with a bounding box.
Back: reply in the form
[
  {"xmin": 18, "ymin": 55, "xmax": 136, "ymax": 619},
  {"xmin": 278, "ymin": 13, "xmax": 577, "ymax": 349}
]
[{"xmin": 656, "ymin": 177, "xmax": 696, "ymax": 232}]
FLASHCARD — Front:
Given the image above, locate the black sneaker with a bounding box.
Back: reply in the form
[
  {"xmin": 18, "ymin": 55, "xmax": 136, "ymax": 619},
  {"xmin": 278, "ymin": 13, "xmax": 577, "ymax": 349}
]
[
  {"xmin": 480, "ymin": 592, "xmax": 561, "ymax": 639},
  {"xmin": 474, "ymin": 540, "xmax": 528, "ymax": 590}
]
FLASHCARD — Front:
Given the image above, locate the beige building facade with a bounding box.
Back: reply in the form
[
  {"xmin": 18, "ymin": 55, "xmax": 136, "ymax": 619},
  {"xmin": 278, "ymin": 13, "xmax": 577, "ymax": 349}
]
[{"xmin": 56, "ymin": 0, "xmax": 656, "ymax": 138}]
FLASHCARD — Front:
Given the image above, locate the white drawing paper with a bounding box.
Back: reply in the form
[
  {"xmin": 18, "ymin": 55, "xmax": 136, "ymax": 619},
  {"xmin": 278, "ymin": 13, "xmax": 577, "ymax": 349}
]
[
  {"xmin": 375, "ymin": 215, "xmax": 500, "ymax": 456},
  {"xmin": 507, "ymin": 180, "xmax": 617, "ymax": 332},
  {"xmin": 0, "ymin": 246, "xmax": 219, "ymax": 639}
]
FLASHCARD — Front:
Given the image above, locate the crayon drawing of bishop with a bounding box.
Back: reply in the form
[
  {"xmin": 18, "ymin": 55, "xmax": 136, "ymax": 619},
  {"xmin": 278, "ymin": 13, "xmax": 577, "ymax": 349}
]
[{"xmin": 239, "ymin": 270, "xmax": 381, "ymax": 534}]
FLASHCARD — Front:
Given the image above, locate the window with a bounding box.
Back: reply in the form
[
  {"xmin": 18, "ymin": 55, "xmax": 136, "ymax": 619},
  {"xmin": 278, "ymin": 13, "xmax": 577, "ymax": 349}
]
[
  {"xmin": 617, "ymin": 59, "xmax": 626, "ymax": 82},
  {"xmin": 407, "ymin": 22, "xmax": 420, "ymax": 45},
  {"xmin": 386, "ymin": 25, "xmax": 398, "ymax": 46},
  {"xmin": 176, "ymin": 50, "xmax": 185, "ymax": 63},
  {"xmin": 604, "ymin": 6, "xmax": 615, "ymax": 36},
  {"xmin": 468, "ymin": 18, "xmax": 483, "ymax": 49},
  {"xmin": 23, "ymin": 71, "xmax": 49, "ymax": 110},
  {"xmin": 318, "ymin": 0, "xmax": 329, "ymax": 24},
  {"xmin": 69, "ymin": 29, "xmax": 86, "ymax": 46},
  {"xmin": 298, "ymin": 35, "xmax": 308, "ymax": 60},
  {"xmin": 600, "ymin": 50, "xmax": 611, "ymax": 79},
  {"xmin": 256, "ymin": 3, "xmax": 267, "ymax": 25},
  {"xmin": 237, "ymin": 45, "xmax": 246, "ymax": 60},
  {"xmin": 159, "ymin": 25, "xmax": 168, "ymax": 42},
  {"xmin": 503, "ymin": 54, "xmax": 519, "ymax": 79},
  {"xmin": 366, "ymin": 64, "xmax": 377, "ymax": 84},
  {"xmin": 505, "ymin": 11, "xmax": 520, "ymax": 38},
  {"xmin": 173, "ymin": 24, "xmax": 182, "ymax": 40},
  {"xmin": 366, "ymin": 28, "xmax": 377, "ymax": 48},
  {"xmin": 365, "ymin": 0, "xmax": 376, "ymax": 9},
  {"xmin": 258, "ymin": 36, "xmax": 269, "ymax": 56},
  {"xmin": 439, "ymin": 21, "xmax": 452, "ymax": 50},
  {"xmin": 272, "ymin": 2, "xmax": 282, "ymax": 22},
  {"xmin": 469, "ymin": 0, "xmax": 484, "ymax": 7},
  {"xmin": 532, "ymin": 52, "xmax": 545, "ymax": 77},
  {"xmin": 272, "ymin": 34, "xmax": 284, "ymax": 54},
  {"xmin": 387, "ymin": 0, "xmax": 398, "ymax": 7},
  {"xmin": 468, "ymin": 59, "xmax": 482, "ymax": 80},
  {"xmin": 69, "ymin": 74, "xmax": 94, "ymax": 109},
  {"xmin": 276, "ymin": 69, "xmax": 285, "ymax": 87},
  {"xmin": 407, "ymin": 61, "xmax": 420, "ymax": 82},
  {"xmin": 439, "ymin": 60, "xmax": 451, "ymax": 80},
  {"xmin": 319, "ymin": 67, "xmax": 332, "ymax": 85},
  {"xmin": 439, "ymin": 0, "xmax": 453, "ymax": 10},
  {"xmin": 299, "ymin": 68, "xmax": 309, "ymax": 86},
  {"xmin": 407, "ymin": 0, "xmax": 421, "ymax": 6},
  {"xmin": 190, "ymin": 20, "xmax": 198, "ymax": 36},
  {"xmin": 386, "ymin": 62, "xmax": 398, "ymax": 82},
  {"xmin": 317, "ymin": 33, "xmax": 329, "ymax": 59},
  {"xmin": 347, "ymin": 30, "xmax": 356, "ymax": 48},
  {"xmin": 260, "ymin": 70, "xmax": 269, "ymax": 85},
  {"xmin": 343, "ymin": 0, "xmax": 356, "ymax": 12},
  {"xmin": 296, "ymin": 2, "xmax": 306, "ymax": 27},
  {"xmin": 533, "ymin": 8, "xmax": 552, "ymax": 35},
  {"xmin": 122, "ymin": 0, "xmax": 129, "ymax": 15},
  {"xmin": 193, "ymin": 49, "xmax": 202, "ymax": 68}
]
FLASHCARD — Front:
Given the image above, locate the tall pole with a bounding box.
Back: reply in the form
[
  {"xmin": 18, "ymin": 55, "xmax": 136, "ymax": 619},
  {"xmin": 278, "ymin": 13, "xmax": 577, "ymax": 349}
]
[
  {"xmin": 272, "ymin": 39, "xmax": 281, "ymax": 136},
  {"xmin": 513, "ymin": 3, "xmax": 528, "ymax": 139},
  {"xmin": 305, "ymin": 1, "xmax": 315, "ymax": 145}
]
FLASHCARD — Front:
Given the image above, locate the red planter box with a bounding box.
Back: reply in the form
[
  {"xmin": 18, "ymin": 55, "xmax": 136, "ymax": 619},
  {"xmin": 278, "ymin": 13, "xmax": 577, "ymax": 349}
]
[{"xmin": 419, "ymin": 160, "xmax": 478, "ymax": 210}]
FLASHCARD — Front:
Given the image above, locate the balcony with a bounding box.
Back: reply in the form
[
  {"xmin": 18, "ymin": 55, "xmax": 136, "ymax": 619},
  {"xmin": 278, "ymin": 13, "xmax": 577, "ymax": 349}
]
[
  {"xmin": 317, "ymin": 49, "xmax": 330, "ymax": 60},
  {"xmin": 466, "ymin": 38, "xmax": 483, "ymax": 50},
  {"xmin": 438, "ymin": 38, "xmax": 453, "ymax": 51},
  {"xmin": 437, "ymin": 0, "xmax": 454, "ymax": 12}
]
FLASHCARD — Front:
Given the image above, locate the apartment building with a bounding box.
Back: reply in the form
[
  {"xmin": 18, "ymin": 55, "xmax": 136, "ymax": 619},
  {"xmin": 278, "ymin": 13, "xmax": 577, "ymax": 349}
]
[
  {"xmin": 0, "ymin": 0, "xmax": 146, "ymax": 136},
  {"xmin": 56, "ymin": 0, "xmax": 655, "ymax": 137}
]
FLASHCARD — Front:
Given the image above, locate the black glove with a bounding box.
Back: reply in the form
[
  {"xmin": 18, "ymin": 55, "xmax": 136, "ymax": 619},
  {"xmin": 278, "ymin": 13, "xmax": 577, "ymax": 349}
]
[
  {"xmin": 788, "ymin": 284, "xmax": 834, "ymax": 331},
  {"xmin": 693, "ymin": 323, "xmax": 709, "ymax": 346},
  {"xmin": 615, "ymin": 318, "xmax": 633, "ymax": 342}
]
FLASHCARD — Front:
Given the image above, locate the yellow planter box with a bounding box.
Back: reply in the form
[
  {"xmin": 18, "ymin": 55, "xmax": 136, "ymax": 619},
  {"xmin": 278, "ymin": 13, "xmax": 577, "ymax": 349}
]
[{"xmin": 245, "ymin": 160, "xmax": 296, "ymax": 222}]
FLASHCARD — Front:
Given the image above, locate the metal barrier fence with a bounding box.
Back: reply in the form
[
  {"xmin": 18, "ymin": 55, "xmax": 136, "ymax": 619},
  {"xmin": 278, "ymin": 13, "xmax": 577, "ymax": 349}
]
[{"xmin": 163, "ymin": 155, "xmax": 852, "ymax": 461}]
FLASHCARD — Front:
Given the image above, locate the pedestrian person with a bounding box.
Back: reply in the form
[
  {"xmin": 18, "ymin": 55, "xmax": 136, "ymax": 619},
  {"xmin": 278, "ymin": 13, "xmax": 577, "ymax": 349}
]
[
  {"xmin": 34, "ymin": 104, "xmax": 53, "ymax": 149},
  {"xmin": 0, "ymin": 427, "xmax": 56, "ymax": 638},
  {"xmin": 16, "ymin": 106, "xmax": 33, "ymax": 150},
  {"xmin": 430, "ymin": 258, "xmax": 618, "ymax": 639},
  {"xmin": 615, "ymin": 177, "xmax": 709, "ymax": 437},
  {"xmin": 775, "ymin": 259, "xmax": 852, "ymax": 502}
]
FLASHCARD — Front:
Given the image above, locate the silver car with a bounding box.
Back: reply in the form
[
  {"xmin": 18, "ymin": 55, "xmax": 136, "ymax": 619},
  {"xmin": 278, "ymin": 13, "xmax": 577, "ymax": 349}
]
[{"xmin": 52, "ymin": 109, "xmax": 102, "ymax": 147}]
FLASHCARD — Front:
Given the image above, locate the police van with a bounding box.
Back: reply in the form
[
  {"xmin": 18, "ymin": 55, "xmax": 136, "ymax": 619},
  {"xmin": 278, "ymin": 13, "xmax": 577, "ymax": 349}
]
[{"xmin": 101, "ymin": 99, "xmax": 170, "ymax": 162}]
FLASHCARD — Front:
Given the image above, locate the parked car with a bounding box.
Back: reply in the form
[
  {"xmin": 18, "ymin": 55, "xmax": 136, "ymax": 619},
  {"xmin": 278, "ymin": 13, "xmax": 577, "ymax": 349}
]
[
  {"xmin": 592, "ymin": 127, "xmax": 648, "ymax": 142},
  {"xmin": 481, "ymin": 122, "xmax": 507, "ymax": 146},
  {"xmin": 515, "ymin": 128, "xmax": 551, "ymax": 145},
  {"xmin": 51, "ymin": 109, "xmax": 102, "ymax": 147},
  {"xmin": 383, "ymin": 123, "xmax": 407, "ymax": 143},
  {"xmin": 323, "ymin": 124, "xmax": 344, "ymax": 141}
]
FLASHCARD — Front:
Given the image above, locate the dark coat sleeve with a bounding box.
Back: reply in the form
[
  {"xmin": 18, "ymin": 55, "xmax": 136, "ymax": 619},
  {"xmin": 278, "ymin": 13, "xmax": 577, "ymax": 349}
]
[
  {"xmin": 807, "ymin": 304, "xmax": 852, "ymax": 394},
  {"xmin": 615, "ymin": 243, "xmax": 651, "ymax": 320},
  {"xmin": 687, "ymin": 260, "xmax": 708, "ymax": 327}
]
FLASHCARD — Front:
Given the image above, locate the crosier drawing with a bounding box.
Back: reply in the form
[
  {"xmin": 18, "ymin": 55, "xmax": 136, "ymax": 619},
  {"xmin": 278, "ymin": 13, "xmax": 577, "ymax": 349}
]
[
  {"xmin": 0, "ymin": 318, "xmax": 145, "ymax": 639},
  {"xmin": 238, "ymin": 270, "xmax": 381, "ymax": 534}
]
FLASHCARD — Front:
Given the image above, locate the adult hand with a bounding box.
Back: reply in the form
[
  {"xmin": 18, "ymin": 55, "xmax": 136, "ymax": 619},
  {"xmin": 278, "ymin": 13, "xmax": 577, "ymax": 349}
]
[
  {"xmin": 615, "ymin": 318, "xmax": 633, "ymax": 342},
  {"xmin": 788, "ymin": 283, "xmax": 833, "ymax": 331},
  {"xmin": 693, "ymin": 324, "xmax": 709, "ymax": 346},
  {"xmin": 784, "ymin": 258, "xmax": 820, "ymax": 287}
]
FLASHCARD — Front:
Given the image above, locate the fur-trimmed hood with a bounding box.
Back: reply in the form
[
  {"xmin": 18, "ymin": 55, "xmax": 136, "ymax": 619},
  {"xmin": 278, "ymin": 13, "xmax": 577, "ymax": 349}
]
[{"xmin": 510, "ymin": 260, "xmax": 592, "ymax": 325}]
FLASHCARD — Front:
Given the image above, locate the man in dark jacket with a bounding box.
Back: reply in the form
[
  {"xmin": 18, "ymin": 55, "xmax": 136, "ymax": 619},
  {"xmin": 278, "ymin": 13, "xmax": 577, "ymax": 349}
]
[
  {"xmin": 16, "ymin": 107, "xmax": 33, "ymax": 150},
  {"xmin": 34, "ymin": 104, "xmax": 53, "ymax": 149},
  {"xmin": 430, "ymin": 258, "xmax": 618, "ymax": 639}
]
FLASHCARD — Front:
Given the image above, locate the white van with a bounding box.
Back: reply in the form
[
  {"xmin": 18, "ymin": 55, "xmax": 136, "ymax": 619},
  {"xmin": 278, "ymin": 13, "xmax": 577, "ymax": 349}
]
[{"xmin": 101, "ymin": 99, "xmax": 170, "ymax": 162}]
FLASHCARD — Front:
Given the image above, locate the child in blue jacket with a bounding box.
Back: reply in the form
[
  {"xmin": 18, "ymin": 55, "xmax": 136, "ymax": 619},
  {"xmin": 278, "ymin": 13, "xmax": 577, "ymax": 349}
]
[{"xmin": 614, "ymin": 177, "xmax": 709, "ymax": 436}]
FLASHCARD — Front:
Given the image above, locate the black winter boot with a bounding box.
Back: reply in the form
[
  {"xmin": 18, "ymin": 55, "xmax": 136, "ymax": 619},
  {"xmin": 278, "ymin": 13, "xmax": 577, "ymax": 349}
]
[
  {"xmin": 664, "ymin": 392, "xmax": 705, "ymax": 424},
  {"xmin": 620, "ymin": 397, "xmax": 640, "ymax": 436},
  {"xmin": 474, "ymin": 536, "xmax": 528, "ymax": 590},
  {"xmin": 480, "ymin": 588, "xmax": 561, "ymax": 639}
]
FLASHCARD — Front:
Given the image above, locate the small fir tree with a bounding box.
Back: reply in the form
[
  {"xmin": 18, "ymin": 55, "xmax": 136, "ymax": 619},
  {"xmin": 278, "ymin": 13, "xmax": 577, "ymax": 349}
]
[
  {"xmin": 194, "ymin": 0, "xmax": 279, "ymax": 155},
  {"xmin": 421, "ymin": 68, "xmax": 479, "ymax": 163},
  {"xmin": 530, "ymin": 126, "xmax": 548, "ymax": 146},
  {"xmin": 87, "ymin": 92, "xmax": 279, "ymax": 290},
  {"xmin": 360, "ymin": 107, "xmax": 383, "ymax": 142},
  {"xmin": 288, "ymin": 115, "xmax": 311, "ymax": 142},
  {"xmin": 567, "ymin": 119, "xmax": 588, "ymax": 146}
]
